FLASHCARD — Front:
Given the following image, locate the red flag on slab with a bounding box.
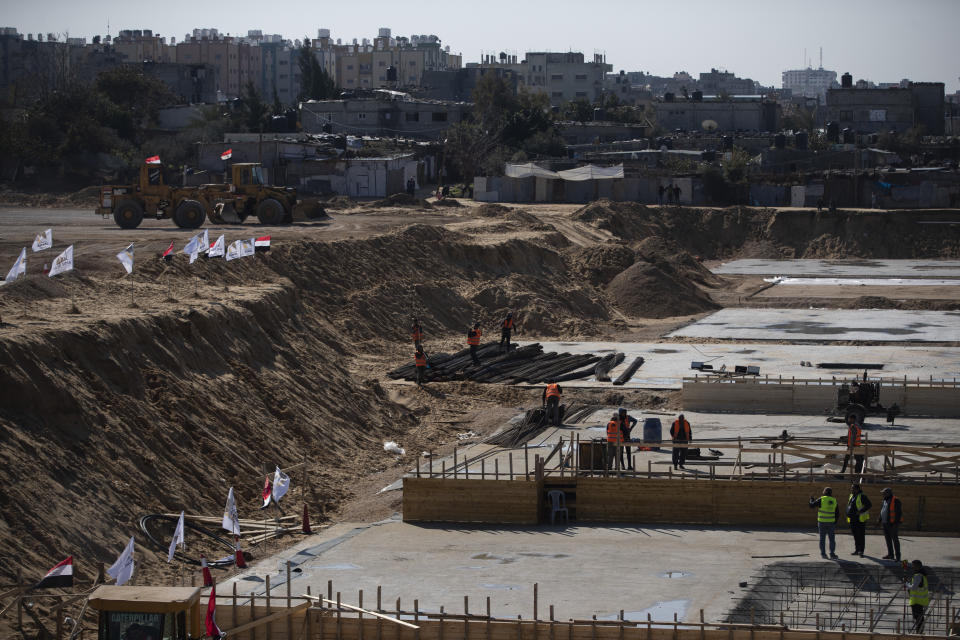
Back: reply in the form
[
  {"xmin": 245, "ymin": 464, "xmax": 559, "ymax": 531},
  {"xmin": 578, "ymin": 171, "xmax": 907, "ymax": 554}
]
[
  {"xmin": 234, "ymin": 535, "xmax": 247, "ymax": 569},
  {"xmin": 254, "ymin": 236, "xmax": 271, "ymax": 252},
  {"xmin": 34, "ymin": 556, "xmax": 73, "ymax": 589},
  {"xmin": 200, "ymin": 554, "xmax": 213, "ymax": 588},
  {"xmin": 260, "ymin": 475, "xmax": 272, "ymax": 509},
  {"xmin": 220, "ymin": 149, "xmax": 232, "ymax": 161},
  {"xmin": 205, "ymin": 581, "xmax": 222, "ymax": 637},
  {"xmin": 162, "ymin": 241, "xmax": 175, "ymax": 262},
  {"xmin": 145, "ymin": 155, "xmax": 161, "ymax": 165}
]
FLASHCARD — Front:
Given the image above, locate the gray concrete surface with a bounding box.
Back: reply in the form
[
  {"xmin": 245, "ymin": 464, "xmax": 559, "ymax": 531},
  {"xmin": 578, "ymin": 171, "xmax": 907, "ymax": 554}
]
[
  {"xmin": 711, "ymin": 259, "xmax": 960, "ymax": 278},
  {"xmin": 666, "ymin": 309, "xmax": 960, "ymax": 342},
  {"xmin": 527, "ymin": 342, "xmax": 960, "ymax": 390},
  {"xmin": 228, "ymin": 518, "xmax": 959, "ymax": 623}
]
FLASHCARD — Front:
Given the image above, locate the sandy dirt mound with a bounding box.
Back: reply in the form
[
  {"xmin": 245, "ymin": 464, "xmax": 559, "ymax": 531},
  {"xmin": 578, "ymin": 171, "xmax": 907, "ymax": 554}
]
[
  {"xmin": 365, "ymin": 193, "xmax": 433, "ymax": 208},
  {"xmin": 474, "ymin": 203, "xmax": 513, "ymax": 217},
  {"xmin": 319, "ymin": 195, "xmax": 357, "ymax": 210},
  {"xmin": 606, "ymin": 261, "xmax": 720, "ymax": 318},
  {"xmin": 0, "ymin": 186, "xmax": 101, "ymax": 209},
  {"xmin": 635, "ymin": 236, "xmax": 723, "ymax": 287},
  {"xmin": 431, "ymin": 198, "xmax": 463, "ymax": 208},
  {"xmin": 566, "ymin": 244, "xmax": 637, "ymax": 285}
]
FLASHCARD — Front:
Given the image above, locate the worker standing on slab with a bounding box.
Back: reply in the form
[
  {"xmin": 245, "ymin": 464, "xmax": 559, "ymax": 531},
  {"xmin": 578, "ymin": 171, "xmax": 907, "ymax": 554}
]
[
  {"xmin": 879, "ymin": 487, "xmax": 903, "ymax": 561},
  {"xmin": 846, "ymin": 484, "xmax": 872, "ymax": 557},
  {"xmin": 410, "ymin": 317, "xmax": 423, "ymax": 351},
  {"xmin": 840, "ymin": 415, "xmax": 865, "ymax": 474},
  {"xmin": 499, "ymin": 312, "xmax": 516, "ymax": 353},
  {"xmin": 670, "ymin": 414, "xmax": 692, "ymax": 470},
  {"xmin": 606, "ymin": 411, "xmax": 623, "ymax": 470},
  {"xmin": 905, "ymin": 559, "xmax": 929, "ymax": 633},
  {"xmin": 617, "ymin": 408, "xmax": 638, "ymax": 470},
  {"xmin": 542, "ymin": 380, "xmax": 562, "ymax": 426},
  {"xmin": 467, "ymin": 322, "xmax": 482, "ymax": 366},
  {"xmin": 809, "ymin": 487, "xmax": 840, "ymax": 559},
  {"xmin": 414, "ymin": 347, "xmax": 428, "ymax": 386}
]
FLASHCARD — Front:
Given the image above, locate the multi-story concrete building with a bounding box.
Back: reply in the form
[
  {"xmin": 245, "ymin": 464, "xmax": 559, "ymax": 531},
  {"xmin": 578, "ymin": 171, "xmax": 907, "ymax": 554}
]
[
  {"xmin": 0, "ymin": 28, "xmax": 75, "ymax": 103},
  {"xmin": 654, "ymin": 95, "xmax": 779, "ymax": 132},
  {"xmin": 301, "ymin": 91, "xmax": 468, "ymax": 139},
  {"xmin": 781, "ymin": 66, "xmax": 838, "ymax": 104},
  {"xmin": 174, "ymin": 30, "xmax": 261, "ymax": 100},
  {"xmin": 246, "ymin": 31, "xmax": 300, "ymax": 106},
  {"xmin": 468, "ymin": 51, "xmax": 612, "ymax": 106},
  {"xmin": 698, "ymin": 68, "xmax": 757, "ymax": 96},
  {"xmin": 112, "ymin": 29, "xmax": 172, "ymax": 63},
  {"xmin": 824, "ymin": 82, "xmax": 945, "ymax": 135}
]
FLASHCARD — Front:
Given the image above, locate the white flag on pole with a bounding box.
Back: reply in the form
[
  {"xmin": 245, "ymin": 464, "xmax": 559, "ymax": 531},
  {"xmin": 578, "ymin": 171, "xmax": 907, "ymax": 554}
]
[
  {"xmin": 4, "ymin": 248, "xmax": 26, "ymax": 283},
  {"xmin": 201, "ymin": 229, "xmax": 209, "ymax": 254},
  {"xmin": 106, "ymin": 536, "xmax": 135, "ymax": 586},
  {"xmin": 241, "ymin": 238, "xmax": 256, "ymax": 258},
  {"xmin": 222, "ymin": 487, "xmax": 241, "ymax": 535},
  {"xmin": 32, "ymin": 229, "xmax": 53, "ymax": 252},
  {"xmin": 167, "ymin": 511, "xmax": 185, "ymax": 563},
  {"xmin": 209, "ymin": 235, "xmax": 225, "ymax": 258},
  {"xmin": 116, "ymin": 243, "xmax": 134, "ymax": 274},
  {"xmin": 48, "ymin": 245, "xmax": 74, "ymax": 277},
  {"xmin": 183, "ymin": 234, "xmax": 201, "ymax": 262},
  {"xmin": 225, "ymin": 240, "xmax": 243, "ymax": 261},
  {"xmin": 272, "ymin": 466, "xmax": 291, "ymax": 502}
]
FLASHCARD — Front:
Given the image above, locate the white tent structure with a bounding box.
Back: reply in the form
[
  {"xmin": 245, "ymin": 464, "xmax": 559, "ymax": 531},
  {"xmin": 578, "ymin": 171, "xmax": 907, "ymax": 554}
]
[{"xmin": 481, "ymin": 163, "xmax": 626, "ymax": 203}]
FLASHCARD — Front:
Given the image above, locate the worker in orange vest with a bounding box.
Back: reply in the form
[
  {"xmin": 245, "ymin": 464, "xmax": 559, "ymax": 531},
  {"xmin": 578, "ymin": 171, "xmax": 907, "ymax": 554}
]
[
  {"xmin": 606, "ymin": 411, "xmax": 624, "ymax": 470},
  {"xmin": 410, "ymin": 317, "xmax": 423, "ymax": 351},
  {"xmin": 840, "ymin": 415, "xmax": 864, "ymax": 474},
  {"xmin": 499, "ymin": 312, "xmax": 517, "ymax": 353},
  {"xmin": 670, "ymin": 414, "xmax": 692, "ymax": 470},
  {"xmin": 542, "ymin": 380, "xmax": 562, "ymax": 426},
  {"xmin": 617, "ymin": 408, "xmax": 638, "ymax": 470},
  {"xmin": 467, "ymin": 322, "xmax": 482, "ymax": 366},
  {"xmin": 414, "ymin": 347, "xmax": 428, "ymax": 386}
]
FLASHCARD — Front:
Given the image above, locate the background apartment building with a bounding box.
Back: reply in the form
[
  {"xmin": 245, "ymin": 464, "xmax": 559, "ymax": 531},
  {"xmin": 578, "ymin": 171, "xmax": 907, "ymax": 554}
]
[
  {"xmin": 825, "ymin": 76, "xmax": 944, "ymax": 134},
  {"xmin": 782, "ymin": 66, "xmax": 838, "ymax": 103},
  {"xmin": 467, "ymin": 51, "xmax": 612, "ymax": 106}
]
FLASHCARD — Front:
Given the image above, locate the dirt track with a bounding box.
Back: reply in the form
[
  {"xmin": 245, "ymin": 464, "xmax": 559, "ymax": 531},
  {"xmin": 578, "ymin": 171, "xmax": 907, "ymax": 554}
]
[{"xmin": 1, "ymin": 200, "xmax": 959, "ymax": 636}]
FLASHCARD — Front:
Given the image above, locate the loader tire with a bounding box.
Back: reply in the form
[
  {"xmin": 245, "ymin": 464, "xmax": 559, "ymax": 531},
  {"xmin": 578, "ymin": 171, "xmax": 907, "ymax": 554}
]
[
  {"xmin": 173, "ymin": 200, "xmax": 206, "ymax": 229},
  {"xmin": 114, "ymin": 200, "xmax": 144, "ymax": 229},
  {"xmin": 256, "ymin": 198, "xmax": 285, "ymax": 225}
]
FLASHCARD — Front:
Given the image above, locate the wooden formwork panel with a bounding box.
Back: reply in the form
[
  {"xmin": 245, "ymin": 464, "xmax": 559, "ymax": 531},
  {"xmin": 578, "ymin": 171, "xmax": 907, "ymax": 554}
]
[
  {"xmin": 403, "ymin": 478, "xmax": 541, "ymax": 524},
  {"xmin": 575, "ymin": 477, "xmax": 960, "ymax": 533},
  {"xmin": 903, "ymin": 387, "xmax": 960, "ymax": 417},
  {"xmin": 219, "ymin": 604, "xmax": 309, "ymax": 640}
]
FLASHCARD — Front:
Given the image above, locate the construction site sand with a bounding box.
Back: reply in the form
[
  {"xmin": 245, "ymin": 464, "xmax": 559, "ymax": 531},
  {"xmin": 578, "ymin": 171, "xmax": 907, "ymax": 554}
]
[{"xmin": 2, "ymin": 200, "xmax": 959, "ymax": 636}]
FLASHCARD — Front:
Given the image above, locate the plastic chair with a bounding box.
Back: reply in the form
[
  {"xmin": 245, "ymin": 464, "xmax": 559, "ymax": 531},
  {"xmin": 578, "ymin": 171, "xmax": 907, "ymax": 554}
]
[{"xmin": 547, "ymin": 490, "xmax": 569, "ymax": 525}]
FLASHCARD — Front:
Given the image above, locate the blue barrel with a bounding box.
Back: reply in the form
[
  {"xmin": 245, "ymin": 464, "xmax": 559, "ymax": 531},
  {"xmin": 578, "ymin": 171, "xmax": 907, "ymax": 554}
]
[{"xmin": 642, "ymin": 418, "xmax": 662, "ymax": 450}]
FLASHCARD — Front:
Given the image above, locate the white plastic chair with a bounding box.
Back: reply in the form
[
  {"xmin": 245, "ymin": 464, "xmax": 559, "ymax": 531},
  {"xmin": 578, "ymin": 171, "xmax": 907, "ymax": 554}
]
[{"xmin": 547, "ymin": 490, "xmax": 569, "ymax": 525}]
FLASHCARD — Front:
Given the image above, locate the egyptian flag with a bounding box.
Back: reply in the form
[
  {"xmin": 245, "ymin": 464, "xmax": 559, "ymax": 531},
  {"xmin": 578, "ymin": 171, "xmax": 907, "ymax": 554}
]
[
  {"xmin": 254, "ymin": 236, "xmax": 271, "ymax": 252},
  {"xmin": 234, "ymin": 535, "xmax": 247, "ymax": 569},
  {"xmin": 205, "ymin": 581, "xmax": 222, "ymax": 638},
  {"xmin": 35, "ymin": 556, "xmax": 73, "ymax": 589},
  {"xmin": 200, "ymin": 554, "xmax": 213, "ymax": 588},
  {"xmin": 259, "ymin": 475, "xmax": 273, "ymax": 509},
  {"xmin": 145, "ymin": 155, "xmax": 161, "ymax": 165},
  {"xmin": 162, "ymin": 241, "xmax": 175, "ymax": 262},
  {"xmin": 220, "ymin": 149, "xmax": 232, "ymax": 161}
]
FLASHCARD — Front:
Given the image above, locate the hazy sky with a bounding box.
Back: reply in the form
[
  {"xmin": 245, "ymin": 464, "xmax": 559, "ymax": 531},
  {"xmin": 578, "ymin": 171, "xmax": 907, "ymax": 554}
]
[{"xmin": 7, "ymin": 0, "xmax": 960, "ymax": 91}]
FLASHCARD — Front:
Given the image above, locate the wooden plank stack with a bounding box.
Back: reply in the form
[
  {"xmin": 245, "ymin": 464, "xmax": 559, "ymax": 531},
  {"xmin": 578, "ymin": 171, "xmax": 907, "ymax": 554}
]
[{"xmin": 388, "ymin": 342, "xmax": 603, "ymax": 384}]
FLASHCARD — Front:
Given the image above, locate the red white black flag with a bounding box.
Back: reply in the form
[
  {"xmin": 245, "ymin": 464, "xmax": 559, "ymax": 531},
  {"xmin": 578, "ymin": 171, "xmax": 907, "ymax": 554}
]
[
  {"xmin": 162, "ymin": 241, "xmax": 175, "ymax": 262},
  {"xmin": 205, "ymin": 581, "xmax": 223, "ymax": 637},
  {"xmin": 145, "ymin": 155, "xmax": 161, "ymax": 165},
  {"xmin": 200, "ymin": 554, "xmax": 214, "ymax": 588},
  {"xmin": 35, "ymin": 556, "xmax": 73, "ymax": 589},
  {"xmin": 254, "ymin": 236, "xmax": 271, "ymax": 252},
  {"xmin": 220, "ymin": 149, "xmax": 232, "ymax": 161},
  {"xmin": 260, "ymin": 475, "xmax": 273, "ymax": 509}
]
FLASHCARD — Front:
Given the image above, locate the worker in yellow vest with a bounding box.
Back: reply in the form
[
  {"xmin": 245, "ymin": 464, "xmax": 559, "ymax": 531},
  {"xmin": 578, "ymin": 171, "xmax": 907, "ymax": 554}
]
[
  {"xmin": 905, "ymin": 559, "xmax": 929, "ymax": 633},
  {"xmin": 845, "ymin": 484, "xmax": 872, "ymax": 557},
  {"xmin": 809, "ymin": 486, "xmax": 839, "ymax": 559}
]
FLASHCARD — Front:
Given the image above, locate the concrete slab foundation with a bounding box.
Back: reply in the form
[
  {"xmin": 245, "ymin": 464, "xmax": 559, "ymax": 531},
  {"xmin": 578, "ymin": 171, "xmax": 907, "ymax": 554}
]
[{"xmin": 712, "ymin": 259, "xmax": 960, "ymax": 278}]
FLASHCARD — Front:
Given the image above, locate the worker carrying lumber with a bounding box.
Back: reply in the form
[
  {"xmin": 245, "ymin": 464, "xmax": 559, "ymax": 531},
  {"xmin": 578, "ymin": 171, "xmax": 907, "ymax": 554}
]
[
  {"xmin": 808, "ymin": 486, "xmax": 840, "ymax": 559},
  {"xmin": 840, "ymin": 414, "xmax": 865, "ymax": 474},
  {"xmin": 617, "ymin": 408, "xmax": 638, "ymax": 470},
  {"xmin": 414, "ymin": 347, "xmax": 428, "ymax": 386},
  {"xmin": 606, "ymin": 411, "xmax": 624, "ymax": 470},
  {"xmin": 410, "ymin": 316, "xmax": 423, "ymax": 350},
  {"xmin": 905, "ymin": 559, "xmax": 930, "ymax": 633},
  {"xmin": 879, "ymin": 487, "xmax": 903, "ymax": 561},
  {"xmin": 670, "ymin": 414, "xmax": 692, "ymax": 470},
  {"xmin": 542, "ymin": 380, "xmax": 562, "ymax": 426},
  {"xmin": 467, "ymin": 322, "xmax": 482, "ymax": 366},
  {"xmin": 846, "ymin": 483, "xmax": 872, "ymax": 557},
  {"xmin": 499, "ymin": 311, "xmax": 517, "ymax": 353}
]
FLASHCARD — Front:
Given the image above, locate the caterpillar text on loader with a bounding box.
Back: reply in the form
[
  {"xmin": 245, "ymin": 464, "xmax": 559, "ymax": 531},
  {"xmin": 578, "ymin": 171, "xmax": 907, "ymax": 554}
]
[
  {"xmin": 98, "ymin": 164, "xmax": 208, "ymax": 230},
  {"xmin": 203, "ymin": 163, "xmax": 297, "ymax": 225}
]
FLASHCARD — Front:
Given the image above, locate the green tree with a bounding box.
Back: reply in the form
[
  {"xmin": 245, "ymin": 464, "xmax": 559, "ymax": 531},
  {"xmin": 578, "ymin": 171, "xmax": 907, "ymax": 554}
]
[
  {"xmin": 297, "ymin": 38, "xmax": 338, "ymax": 101},
  {"xmin": 560, "ymin": 99, "xmax": 593, "ymax": 123}
]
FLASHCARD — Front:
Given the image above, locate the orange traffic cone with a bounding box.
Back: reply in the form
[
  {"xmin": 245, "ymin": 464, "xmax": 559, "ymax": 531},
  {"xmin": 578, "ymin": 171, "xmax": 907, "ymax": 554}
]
[
  {"xmin": 234, "ymin": 535, "xmax": 247, "ymax": 569},
  {"xmin": 303, "ymin": 504, "xmax": 312, "ymax": 534}
]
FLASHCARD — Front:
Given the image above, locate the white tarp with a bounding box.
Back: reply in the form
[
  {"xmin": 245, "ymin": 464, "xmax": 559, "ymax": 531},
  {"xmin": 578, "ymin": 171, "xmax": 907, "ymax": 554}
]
[{"xmin": 504, "ymin": 163, "xmax": 623, "ymax": 181}]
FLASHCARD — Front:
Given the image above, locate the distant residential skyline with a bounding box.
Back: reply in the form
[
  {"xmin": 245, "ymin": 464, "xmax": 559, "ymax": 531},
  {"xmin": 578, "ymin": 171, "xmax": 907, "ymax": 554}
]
[{"xmin": 5, "ymin": 0, "xmax": 959, "ymax": 92}]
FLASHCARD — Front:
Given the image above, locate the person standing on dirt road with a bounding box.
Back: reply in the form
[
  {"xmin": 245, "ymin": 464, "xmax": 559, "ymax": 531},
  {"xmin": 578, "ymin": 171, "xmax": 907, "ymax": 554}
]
[
  {"xmin": 467, "ymin": 322, "xmax": 482, "ymax": 366},
  {"xmin": 670, "ymin": 414, "xmax": 692, "ymax": 469},
  {"xmin": 411, "ymin": 317, "xmax": 423, "ymax": 351},
  {"xmin": 657, "ymin": 184, "xmax": 666, "ymax": 205},
  {"xmin": 542, "ymin": 380, "xmax": 562, "ymax": 426},
  {"xmin": 499, "ymin": 312, "xmax": 517, "ymax": 353},
  {"xmin": 673, "ymin": 184, "xmax": 681, "ymax": 205},
  {"xmin": 414, "ymin": 347, "xmax": 428, "ymax": 386},
  {"xmin": 809, "ymin": 486, "xmax": 840, "ymax": 559}
]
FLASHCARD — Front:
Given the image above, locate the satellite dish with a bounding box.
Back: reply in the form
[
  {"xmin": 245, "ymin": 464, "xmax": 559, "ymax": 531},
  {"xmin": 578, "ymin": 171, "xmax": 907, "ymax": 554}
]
[{"xmin": 702, "ymin": 119, "xmax": 719, "ymax": 132}]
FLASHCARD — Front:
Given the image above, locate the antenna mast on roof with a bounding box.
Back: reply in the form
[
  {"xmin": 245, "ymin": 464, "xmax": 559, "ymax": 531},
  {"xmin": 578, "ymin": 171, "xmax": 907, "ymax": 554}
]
[{"xmin": 819, "ymin": 47, "xmax": 823, "ymax": 69}]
